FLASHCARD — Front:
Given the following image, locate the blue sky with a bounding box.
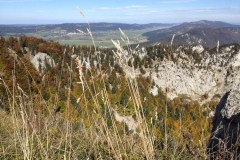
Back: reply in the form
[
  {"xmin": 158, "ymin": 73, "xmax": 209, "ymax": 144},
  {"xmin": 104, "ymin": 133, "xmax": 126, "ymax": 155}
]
[{"xmin": 0, "ymin": 0, "xmax": 239, "ymax": 24}]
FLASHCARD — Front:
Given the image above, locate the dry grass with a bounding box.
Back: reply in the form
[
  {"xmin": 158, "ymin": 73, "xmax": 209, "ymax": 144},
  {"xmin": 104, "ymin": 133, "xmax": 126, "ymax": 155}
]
[{"xmin": 0, "ymin": 27, "xmax": 216, "ymax": 160}]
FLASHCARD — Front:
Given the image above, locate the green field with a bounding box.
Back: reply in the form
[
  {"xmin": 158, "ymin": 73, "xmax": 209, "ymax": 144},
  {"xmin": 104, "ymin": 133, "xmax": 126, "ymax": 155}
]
[{"xmin": 20, "ymin": 27, "xmax": 167, "ymax": 48}]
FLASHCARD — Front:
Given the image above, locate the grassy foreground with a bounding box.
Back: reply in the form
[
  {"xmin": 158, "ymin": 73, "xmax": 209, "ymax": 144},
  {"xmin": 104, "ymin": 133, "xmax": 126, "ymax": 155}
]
[{"xmin": 0, "ymin": 30, "xmax": 217, "ymax": 159}]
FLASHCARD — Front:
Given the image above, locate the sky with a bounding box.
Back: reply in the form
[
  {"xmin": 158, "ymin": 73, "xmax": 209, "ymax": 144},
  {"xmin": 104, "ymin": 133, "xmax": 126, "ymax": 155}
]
[{"xmin": 0, "ymin": 0, "xmax": 240, "ymax": 24}]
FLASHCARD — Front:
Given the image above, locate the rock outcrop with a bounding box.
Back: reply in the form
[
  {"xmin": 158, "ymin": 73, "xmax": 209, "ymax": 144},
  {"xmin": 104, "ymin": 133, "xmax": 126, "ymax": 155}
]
[
  {"xmin": 207, "ymin": 84, "xmax": 240, "ymax": 159},
  {"xmin": 144, "ymin": 44, "xmax": 240, "ymax": 102},
  {"xmin": 31, "ymin": 52, "xmax": 55, "ymax": 74},
  {"xmin": 113, "ymin": 109, "xmax": 138, "ymax": 133}
]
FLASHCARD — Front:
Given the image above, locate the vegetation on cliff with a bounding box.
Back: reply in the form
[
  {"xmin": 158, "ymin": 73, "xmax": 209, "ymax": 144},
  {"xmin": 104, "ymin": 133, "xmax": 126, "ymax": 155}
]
[{"xmin": 0, "ymin": 35, "xmax": 221, "ymax": 159}]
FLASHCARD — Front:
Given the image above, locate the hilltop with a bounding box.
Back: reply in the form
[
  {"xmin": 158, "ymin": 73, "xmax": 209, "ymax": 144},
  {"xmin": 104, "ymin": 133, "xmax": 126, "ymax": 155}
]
[{"xmin": 144, "ymin": 20, "xmax": 240, "ymax": 48}]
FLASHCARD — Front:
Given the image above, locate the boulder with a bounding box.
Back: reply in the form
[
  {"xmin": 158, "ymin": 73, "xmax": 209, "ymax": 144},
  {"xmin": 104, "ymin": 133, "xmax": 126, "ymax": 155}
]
[{"xmin": 207, "ymin": 84, "xmax": 240, "ymax": 159}]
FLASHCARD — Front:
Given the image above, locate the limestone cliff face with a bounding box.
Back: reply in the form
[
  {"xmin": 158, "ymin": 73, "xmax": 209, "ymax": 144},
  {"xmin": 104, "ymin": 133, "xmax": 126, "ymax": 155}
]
[
  {"xmin": 207, "ymin": 84, "xmax": 240, "ymax": 159},
  {"xmin": 31, "ymin": 52, "xmax": 55, "ymax": 75},
  {"xmin": 145, "ymin": 44, "xmax": 240, "ymax": 102},
  {"xmin": 29, "ymin": 44, "xmax": 240, "ymax": 103}
]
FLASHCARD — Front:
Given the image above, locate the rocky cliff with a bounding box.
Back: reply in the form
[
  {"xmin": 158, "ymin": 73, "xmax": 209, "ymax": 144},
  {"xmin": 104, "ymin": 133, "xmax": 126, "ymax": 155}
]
[
  {"xmin": 143, "ymin": 44, "xmax": 240, "ymax": 102},
  {"xmin": 27, "ymin": 43, "xmax": 240, "ymax": 104},
  {"xmin": 207, "ymin": 84, "xmax": 240, "ymax": 159}
]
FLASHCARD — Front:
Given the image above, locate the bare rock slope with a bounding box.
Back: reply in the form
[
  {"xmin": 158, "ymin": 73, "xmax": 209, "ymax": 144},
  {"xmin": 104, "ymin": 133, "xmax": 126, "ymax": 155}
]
[{"xmin": 145, "ymin": 44, "xmax": 240, "ymax": 102}]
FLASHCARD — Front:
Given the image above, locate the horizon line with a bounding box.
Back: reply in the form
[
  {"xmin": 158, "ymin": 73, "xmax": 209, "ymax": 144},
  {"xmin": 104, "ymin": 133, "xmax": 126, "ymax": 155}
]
[{"xmin": 0, "ymin": 20, "xmax": 239, "ymax": 26}]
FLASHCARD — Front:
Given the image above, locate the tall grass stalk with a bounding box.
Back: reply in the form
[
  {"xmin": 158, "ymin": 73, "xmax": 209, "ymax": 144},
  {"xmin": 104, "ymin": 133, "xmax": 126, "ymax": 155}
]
[
  {"xmin": 111, "ymin": 29, "xmax": 155, "ymax": 159},
  {"xmin": 0, "ymin": 12, "xmax": 214, "ymax": 159}
]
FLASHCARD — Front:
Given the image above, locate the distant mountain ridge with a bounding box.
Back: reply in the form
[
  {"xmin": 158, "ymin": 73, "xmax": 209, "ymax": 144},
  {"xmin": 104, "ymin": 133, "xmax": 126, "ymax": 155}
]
[
  {"xmin": 1, "ymin": 20, "xmax": 240, "ymax": 48},
  {"xmin": 143, "ymin": 20, "xmax": 240, "ymax": 48},
  {"xmin": 0, "ymin": 23, "xmax": 173, "ymax": 35}
]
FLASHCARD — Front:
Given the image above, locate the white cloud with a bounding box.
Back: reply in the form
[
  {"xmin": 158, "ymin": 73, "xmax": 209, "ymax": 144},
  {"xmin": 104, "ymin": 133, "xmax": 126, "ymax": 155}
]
[
  {"xmin": 93, "ymin": 5, "xmax": 240, "ymax": 24},
  {"xmin": 159, "ymin": 0, "xmax": 197, "ymax": 4},
  {"xmin": 124, "ymin": 5, "xmax": 145, "ymax": 9},
  {"xmin": 98, "ymin": 5, "xmax": 145, "ymax": 11}
]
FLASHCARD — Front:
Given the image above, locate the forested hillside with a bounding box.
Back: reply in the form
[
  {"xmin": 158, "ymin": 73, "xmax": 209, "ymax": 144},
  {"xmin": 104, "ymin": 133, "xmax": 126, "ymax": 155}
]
[{"xmin": 0, "ymin": 36, "xmax": 224, "ymax": 159}]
